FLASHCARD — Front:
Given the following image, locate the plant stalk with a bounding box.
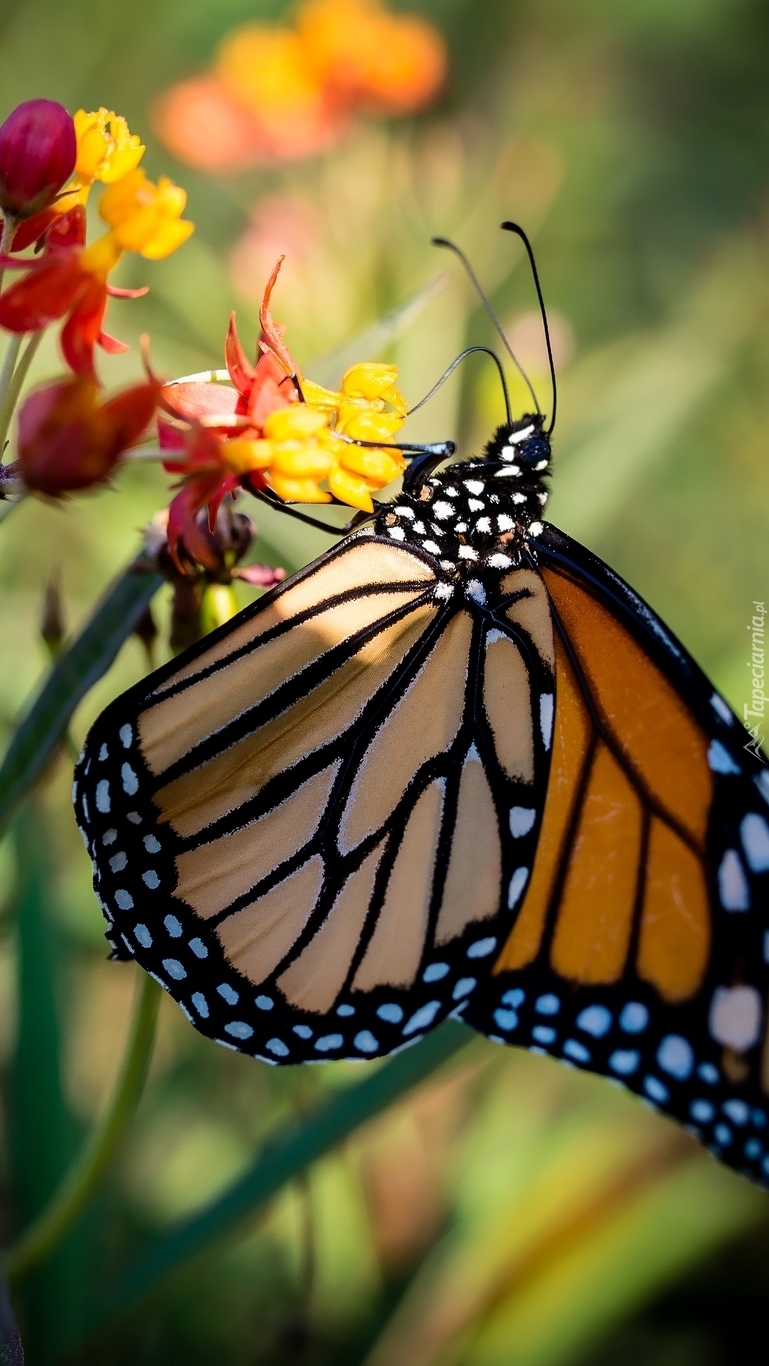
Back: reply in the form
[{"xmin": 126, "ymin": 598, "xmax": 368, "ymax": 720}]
[
  {"xmin": 0, "ymin": 329, "xmax": 42, "ymax": 457},
  {"xmin": 5, "ymin": 971, "xmax": 161, "ymax": 1285}
]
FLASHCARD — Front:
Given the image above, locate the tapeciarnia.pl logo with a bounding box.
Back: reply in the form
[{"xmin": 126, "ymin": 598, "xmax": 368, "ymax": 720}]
[{"xmin": 744, "ymin": 600, "xmax": 766, "ymax": 763}]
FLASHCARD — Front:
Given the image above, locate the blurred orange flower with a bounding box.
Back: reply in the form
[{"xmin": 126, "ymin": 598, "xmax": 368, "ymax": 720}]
[{"xmin": 152, "ymin": 0, "xmax": 446, "ymax": 174}]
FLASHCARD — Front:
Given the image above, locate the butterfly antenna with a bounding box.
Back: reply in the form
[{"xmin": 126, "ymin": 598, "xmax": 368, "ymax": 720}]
[
  {"xmin": 407, "ymin": 344, "xmax": 512, "ymax": 425},
  {"xmin": 500, "ymin": 221, "xmax": 557, "ymax": 436},
  {"xmin": 431, "ymin": 236, "xmax": 541, "ymax": 419}
]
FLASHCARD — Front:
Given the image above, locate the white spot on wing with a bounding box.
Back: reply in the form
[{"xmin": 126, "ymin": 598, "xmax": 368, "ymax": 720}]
[
  {"xmin": 510, "ymin": 806, "xmax": 536, "ymax": 837},
  {"xmin": 709, "ymin": 985, "xmax": 762, "ymax": 1050},
  {"xmin": 708, "ymin": 740, "xmax": 741, "ymax": 775},
  {"xmin": 540, "ymin": 694, "xmax": 554, "ymax": 749},
  {"xmin": 507, "ymin": 867, "xmax": 529, "ymax": 909},
  {"xmin": 718, "ymin": 849, "xmax": 750, "ymax": 910},
  {"xmin": 741, "ymin": 813, "xmax": 769, "ymax": 872},
  {"xmin": 710, "ymin": 693, "xmax": 733, "ymax": 725}
]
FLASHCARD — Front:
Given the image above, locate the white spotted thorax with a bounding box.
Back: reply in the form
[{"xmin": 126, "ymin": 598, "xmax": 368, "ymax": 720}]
[{"xmin": 374, "ymin": 414, "xmax": 551, "ymax": 598}]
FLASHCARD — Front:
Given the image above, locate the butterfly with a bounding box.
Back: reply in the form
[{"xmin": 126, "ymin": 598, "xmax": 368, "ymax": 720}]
[{"xmin": 73, "ymin": 223, "xmax": 769, "ymax": 1186}]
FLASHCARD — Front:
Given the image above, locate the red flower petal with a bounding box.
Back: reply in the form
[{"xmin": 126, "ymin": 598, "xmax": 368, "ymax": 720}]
[
  {"xmin": 99, "ymin": 329, "xmax": 129, "ymax": 355},
  {"xmin": 0, "ymin": 255, "xmax": 85, "ymax": 332},
  {"xmin": 60, "ymin": 276, "xmax": 107, "ymax": 378},
  {"xmin": 225, "ymin": 311, "xmax": 256, "ymax": 395},
  {"xmin": 161, "ymin": 380, "xmax": 241, "ymax": 425},
  {"xmin": 258, "ymin": 256, "xmax": 298, "ymax": 376}
]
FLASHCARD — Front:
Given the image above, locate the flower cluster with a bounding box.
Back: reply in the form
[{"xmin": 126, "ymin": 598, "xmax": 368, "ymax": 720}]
[
  {"xmin": 0, "ymin": 102, "xmax": 192, "ymax": 380},
  {"xmin": 153, "ymin": 0, "xmax": 447, "ymax": 173},
  {"xmin": 0, "ymin": 99, "xmax": 415, "ymax": 643},
  {"xmin": 160, "ymin": 257, "xmax": 408, "ymax": 566}
]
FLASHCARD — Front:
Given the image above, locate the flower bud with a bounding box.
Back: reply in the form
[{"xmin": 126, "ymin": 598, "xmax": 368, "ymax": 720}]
[
  {"xmin": 17, "ymin": 375, "xmax": 158, "ymax": 496},
  {"xmin": 0, "ymin": 99, "xmax": 76, "ymax": 220}
]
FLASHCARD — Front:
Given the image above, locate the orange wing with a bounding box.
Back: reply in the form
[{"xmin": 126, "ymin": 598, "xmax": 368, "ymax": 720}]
[{"xmin": 467, "ymin": 525, "xmax": 769, "ymax": 1186}]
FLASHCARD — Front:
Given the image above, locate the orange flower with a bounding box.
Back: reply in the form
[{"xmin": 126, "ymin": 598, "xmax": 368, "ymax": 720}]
[
  {"xmin": 153, "ymin": 0, "xmax": 446, "ymax": 172},
  {"xmin": 298, "ymin": 0, "xmax": 447, "ymax": 114},
  {"xmin": 0, "ymin": 171, "xmax": 192, "ymax": 378},
  {"xmin": 161, "ymin": 259, "xmax": 408, "ymax": 564}
]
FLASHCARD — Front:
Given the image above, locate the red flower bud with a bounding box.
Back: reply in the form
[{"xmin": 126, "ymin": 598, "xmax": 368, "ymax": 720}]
[
  {"xmin": 17, "ymin": 374, "xmax": 158, "ymax": 497},
  {"xmin": 0, "ymin": 99, "xmax": 76, "ymax": 220}
]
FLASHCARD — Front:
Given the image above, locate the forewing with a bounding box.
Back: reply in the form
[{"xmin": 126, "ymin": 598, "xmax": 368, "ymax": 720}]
[
  {"xmin": 465, "ymin": 525, "xmax": 769, "ymax": 1185},
  {"xmin": 74, "ymin": 539, "xmax": 554, "ymax": 1062}
]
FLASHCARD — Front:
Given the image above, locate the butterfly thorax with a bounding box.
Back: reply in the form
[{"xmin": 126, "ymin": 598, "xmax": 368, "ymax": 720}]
[{"xmin": 375, "ymin": 413, "xmax": 551, "ymax": 594}]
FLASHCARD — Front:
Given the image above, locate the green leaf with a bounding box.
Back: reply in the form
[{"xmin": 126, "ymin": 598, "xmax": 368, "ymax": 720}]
[
  {"xmin": 9, "ymin": 802, "xmax": 76, "ymax": 1360},
  {"xmin": 86, "ymin": 1021, "xmax": 473, "ymax": 1337},
  {"xmin": 0, "ymin": 559, "xmax": 162, "ymax": 836}
]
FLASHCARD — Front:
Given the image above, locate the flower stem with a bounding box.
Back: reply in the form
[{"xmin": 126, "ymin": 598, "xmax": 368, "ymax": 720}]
[
  {"xmin": 0, "ymin": 329, "xmax": 42, "ymax": 457},
  {"xmin": 4, "ymin": 970, "xmax": 161, "ymax": 1285},
  {"xmin": 0, "ymin": 334, "xmax": 22, "ymax": 415}
]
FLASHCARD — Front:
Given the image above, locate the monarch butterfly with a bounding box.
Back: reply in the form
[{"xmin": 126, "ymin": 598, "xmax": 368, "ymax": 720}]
[{"xmin": 73, "ymin": 224, "xmax": 769, "ymax": 1186}]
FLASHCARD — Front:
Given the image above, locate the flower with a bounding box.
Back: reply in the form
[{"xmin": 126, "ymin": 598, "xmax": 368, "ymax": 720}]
[
  {"xmin": 298, "ymin": 0, "xmax": 447, "ymax": 115},
  {"xmin": 11, "ymin": 107, "xmax": 146, "ymax": 252},
  {"xmin": 98, "ymin": 169, "xmax": 194, "ymax": 260},
  {"xmin": 0, "ymin": 171, "xmax": 193, "ymax": 377},
  {"xmin": 152, "ymin": 0, "xmax": 446, "ymax": 172},
  {"xmin": 0, "ymin": 99, "xmax": 76, "ymax": 221},
  {"xmin": 159, "ymin": 261, "xmax": 409, "ymax": 564},
  {"xmin": 16, "ymin": 373, "xmax": 159, "ymax": 496}
]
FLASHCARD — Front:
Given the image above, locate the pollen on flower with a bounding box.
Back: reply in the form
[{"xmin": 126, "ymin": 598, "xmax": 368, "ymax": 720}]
[{"xmin": 73, "ymin": 109, "xmax": 145, "ymax": 188}]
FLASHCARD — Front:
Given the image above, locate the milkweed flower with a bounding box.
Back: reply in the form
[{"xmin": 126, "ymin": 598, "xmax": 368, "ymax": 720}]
[
  {"xmin": 160, "ymin": 260, "xmax": 408, "ymax": 566},
  {"xmin": 152, "ymin": 0, "xmax": 446, "ymax": 173},
  {"xmin": 0, "ymin": 171, "xmax": 193, "ymax": 377},
  {"xmin": 16, "ymin": 373, "xmax": 159, "ymax": 496},
  {"xmin": 0, "ymin": 99, "xmax": 76, "ymax": 222},
  {"xmin": 298, "ymin": 0, "xmax": 447, "ymax": 115},
  {"xmin": 11, "ymin": 107, "xmax": 146, "ymax": 252}
]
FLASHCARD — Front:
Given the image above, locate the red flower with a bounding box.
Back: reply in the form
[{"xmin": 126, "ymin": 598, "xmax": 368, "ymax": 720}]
[
  {"xmin": 17, "ymin": 373, "xmax": 159, "ymax": 496},
  {"xmin": 0, "ymin": 226, "xmax": 145, "ymax": 379},
  {"xmin": 159, "ymin": 257, "xmax": 300, "ymax": 565},
  {"xmin": 0, "ymin": 99, "xmax": 76, "ymax": 220}
]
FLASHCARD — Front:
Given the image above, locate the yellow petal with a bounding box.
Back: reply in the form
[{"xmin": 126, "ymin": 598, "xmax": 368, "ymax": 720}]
[
  {"xmin": 341, "ymin": 361, "xmax": 400, "ymax": 402},
  {"xmin": 139, "ymin": 218, "xmax": 195, "ymax": 260},
  {"xmin": 75, "ymin": 124, "xmax": 110, "ymax": 182},
  {"xmin": 327, "ymin": 467, "xmax": 375, "ymax": 512},
  {"xmin": 269, "ymin": 473, "xmax": 332, "ymax": 503},
  {"xmin": 272, "ymin": 443, "xmax": 334, "ymax": 477},
  {"xmin": 336, "ymin": 408, "xmax": 403, "ymax": 441},
  {"xmin": 380, "ymin": 382, "xmax": 408, "ymax": 416},
  {"xmin": 80, "ymin": 232, "xmax": 123, "ymax": 278},
  {"xmin": 339, "ymin": 447, "xmax": 403, "ymax": 484},
  {"xmin": 224, "ymin": 439, "xmax": 274, "ymax": 473},
  {"xmin": 300, "ymin": 379, "xmax": 341, "ymax": 412},
  {"xmin": 264, "ymin": 406, "xmax": 328, "ymax": 441}
]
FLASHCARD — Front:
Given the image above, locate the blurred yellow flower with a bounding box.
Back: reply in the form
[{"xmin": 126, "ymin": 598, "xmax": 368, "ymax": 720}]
[{"xmin": 99, "ymin": 169, "xmax": 194, "ymax": 260}]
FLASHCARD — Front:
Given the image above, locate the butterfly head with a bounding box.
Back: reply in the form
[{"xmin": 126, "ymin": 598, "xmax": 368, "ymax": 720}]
[{"xmin": 483, "ymin": 412, "xmax": 552, "ymax": 477}]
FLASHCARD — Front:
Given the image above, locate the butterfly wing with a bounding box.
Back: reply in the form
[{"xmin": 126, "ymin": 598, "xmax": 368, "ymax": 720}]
[
  {"xmin": 73, "ymin": 532, "xmax": 555, "ymax": 1063},
  {"xmin": 465, "ymin": 523, "xmax": 769, "ymax": 1182}
]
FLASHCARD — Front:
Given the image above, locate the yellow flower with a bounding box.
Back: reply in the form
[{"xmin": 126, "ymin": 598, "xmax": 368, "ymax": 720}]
[
  {"xmin": 73, "ymin": 108, "xmax": 145, "ymax": 187},
  {"xmin": 99, "ymin": 169, "xmax": 194, "ymax": 260}
]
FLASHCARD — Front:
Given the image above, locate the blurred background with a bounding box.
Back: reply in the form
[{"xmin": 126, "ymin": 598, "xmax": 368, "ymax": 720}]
[{"xmin": 1, "ymin": 0, "xmax": 769, "ymax": 1361}]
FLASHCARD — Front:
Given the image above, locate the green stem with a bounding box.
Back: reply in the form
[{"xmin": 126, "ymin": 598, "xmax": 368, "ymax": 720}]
[
  {"xmin": 0, "ymin": 334, "xmax": 22, "ymax": 413},
  {"xmin": 0, "ymin": 329, "xmax": 42, "ymax": 455},
  {"xmin": 5, "ymin": 971, "xmax": 161, "ymax": 1285}
]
